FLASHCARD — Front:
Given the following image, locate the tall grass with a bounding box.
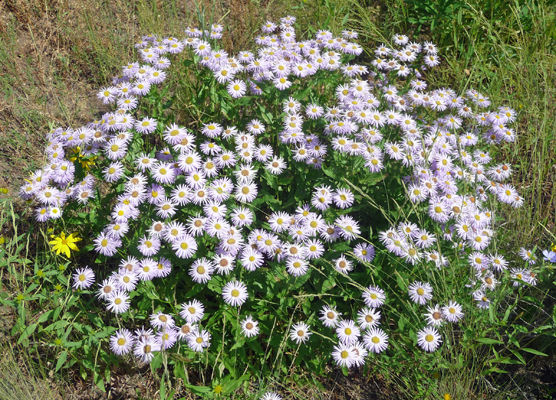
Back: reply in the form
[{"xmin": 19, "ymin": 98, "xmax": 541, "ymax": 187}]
[{"xmin": 0, "ymin": 343, "xmax": 60, "ymax": 400}]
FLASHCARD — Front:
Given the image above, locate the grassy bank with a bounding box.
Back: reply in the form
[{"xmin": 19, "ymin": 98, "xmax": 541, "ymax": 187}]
[{"xmin": 1, "ymin": 0, "xmax": 555, "ymax": 399}]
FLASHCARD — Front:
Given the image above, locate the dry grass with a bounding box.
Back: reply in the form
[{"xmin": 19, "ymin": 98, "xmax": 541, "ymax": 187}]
[
  {"xmin": 0, "ymin": 0, "xmax": 294, "ymax": 192},
  {"xmin": 0, "ymin": 343, "xmax": 63, "ymax": 400}
]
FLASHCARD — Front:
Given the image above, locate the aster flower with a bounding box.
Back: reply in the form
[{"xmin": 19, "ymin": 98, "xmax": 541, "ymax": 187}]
[
  {"xmin": 334, "ymin": 255, "xmax": 354, "ymax": 274},
  {"xmin": 286, "ymin": 258, "xmax": 309, "ymax": 276},
  {"xmin": 189, "ymin": 258, "xmax": 214, "ymax": 283},
  {"xmin": 157, "ymin": 329, "xmax": 178, "ymax": 350},
  {"xmin": 266, "ymin": 157, "xmax": 287, "ymax": 175},
  {"xmin": 110, "ymin": 329, "xmax": 135, "ymax": 355},
  {"xmin": 213, "ymin": 254, "xmax": 235, "ymax": 275},
  {"xmin": 473, "ymin": 290, "xmax": 491, "ymax": 308},
  {"xmin": 97, "ymin": 86, "xmax": 118, "ymax": 104},
  {"xmin": 241, "ymin": 315, "xmax": 260, "ymax": 338},
  {"xmin": 138, "ymin": 235, "xmax": 160, "ymax": 257},
  {"xmin": 408, "ymin": 281, "xmax": 433, "ymax": 305},
  {"xmin": 290, "ymin": 322, "xmax": 311, "ymax": 344},
  {"xmin": 93, "ymin": 232, "xmax": 120, "ymax": 256},
  {"xmin": 155, "ymin": 258, "xmax": 172, "ymax": 278},
  {"xmin": 134, "ymin": 337, "xmax": 160, "ymax": 363},
  {"xmin": 336, "ymin": 319, "xmax": 360, "ymax": 345},
  {"xmin": 180, "ymin": 299, "xmax": 205, "ymax": 323},
  {"xmin": 417, "ymin": 327, "xmax": 442, "ymax": 352},
  {"xmin": 97, "ymin": 278, "xmax": 118, "ymax": 300},
  {"xmin": 354, "ymin": 243, "xmax": 375, "ymax": 263},
  {"xmin": 72, "ymin": 267, "xmax": 95, "ymax": 289},
  {"xmin": 319, "ymin": 305, "xmax": 341, "ymax": 328},
  {"xmin": 115, "ymin": 270, "xmax": 139, "ymax": 292},
  {"xmin": 424, "ymin": 304, "xmax": 445, "ymax": 327},
  {"xmin": 261, "ymin": 392, "xmax": 281, "ymax": 400},
  {"xmin": 231, "ymin": 207, "xmax": 254, "ymax": 227},
  {"xmin": 241, "ymin": 247, "xmax": 265, "ymax": 271},
  {"xmin": 335, "ymin": 215, "xmax": 361, "ymax": 240},
  {"xmin": 311, "ymin": 191, "xmax": 332, "ymax": 211},
  {"xmin": 363, "ymin": 328, "xmax": 389, "ymax": 353},
  {"xmin": 333, "ymin": 188, "xmax": 354, "ymax": 209},
  {"xmin": 357, "ymin": 307, "xmax": 381, "ymax": 330},
  {"xmin": 176, "ymin": 322, "xmax": 196, "ymax": 341},
  {"xmin": 305, "ymin": 238, "xmax": 324, "ymax": 259},
  {"xmin": 106, "ymin": 290, "xmax": 130, "ymax": 314},
  {"xmin": 150, "ymin": 312, "xmax": 175, "ymax": 330},
  {"xmin": 222, "ymin": 281, "xmax": 248, "ymax": 306},
  {"xmin": 332, "ymin": 343, "xmax": 355, "ymax": 368},
  {"xmin": 137, "ymin": 258, "xmax": 157, "ymax": 281},
  {"xmin": 518, "ymin": 248, "xmax": 537, "ymax": 265},
  {"xmin": 172, "ymin": 234, "xmax": 198, "ymax": 258},
  {"xmin": 227, "ymin": 80, "xmax": 246, "ymax": 98},
  {"xmin": 363, "ymin": 285, "xmax": 386, "ymax": 308},
  {"xmin": 442, "ymin": 301, "xmax": 464, "ymax": 322},
  {"xmin": 235, "ymin": 181, "xmax": 258, "ymax": 203}
]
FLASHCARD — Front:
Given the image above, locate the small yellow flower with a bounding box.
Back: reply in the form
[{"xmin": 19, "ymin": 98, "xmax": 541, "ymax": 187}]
[
  {"xmin": 0, "ymin": 236, "xmax": 5, "ymax": 245},
  {"xmin": 551, "ymin": 243, "xmax": 556, "ymax": 252},
  {"xmin": 444, "ymin": 394, "xmax": 452, "ymax": 400},
  {"xmin": 49, "ymin": 232, "xmax": 82, "ymax": 258},
  {"xmin": 213, "ymin": 385, "xmax": 223, "ymax": 394},
  {"xmin": 70, "ymin": 148, "xmax": 97, "ymax": 171},
  {"xmin": 36, "ymin": 270, "xmax": 44, "ymax": 277}
]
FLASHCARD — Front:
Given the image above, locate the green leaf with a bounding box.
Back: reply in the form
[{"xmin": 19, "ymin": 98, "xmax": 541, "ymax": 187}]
[
  {"xmin": 18, "ymin": 323, "xmax": 38, "ymax": 345},
  {"xmin": 477, "ymin": 338, "xmax": 503, "ymax": 345},
  {"xmin": 55, "ymin": 350, "xmax": 68, "ymax": 372},
  {"xmin": 223, "ymin": 374, "xmax": 251, "ymax": 394},
  {"xmin": 160, "ymin": 378, "xmax": 166, "ymax": 400},
  {"xmin": 509, "ymin": 349, "xmax": 526, "ymax": 364},
  {"xmin": 184, "ymin": 383, "xmax": 212, "ymax": 395},
  {"xmin": 395, "ymin": 272, "xmax": 407, "ymax": 292},
  {"xmin": 341, "ymin": 12, "xmax": 349, "ymax": 26},
  {"xmin": 522, "ymin": 348, "xmax": 548, "ymax": 356},
  {"xmin": 482, "ymin": 367, "xmax": 508, "ymax": 375},
  {"xmin": 93, "ymin": 371, "xmax": 106, "ymax": 392},
  {"xmin": 322, "ymin": 165, "xmax": 337, "ymax": 180},
  {"xmin": 246, "ymin": 339, "xmax": 263, "ymax": 354},
  {"xmin": 234, "ymin": 96, "xmax": 252, "ymax": 106}
]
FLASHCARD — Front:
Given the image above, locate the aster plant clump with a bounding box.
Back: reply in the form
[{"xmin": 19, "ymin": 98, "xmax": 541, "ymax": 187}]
[{"xmin": 18, "ymin": 16, "xmax": 552, "ymax": 390}]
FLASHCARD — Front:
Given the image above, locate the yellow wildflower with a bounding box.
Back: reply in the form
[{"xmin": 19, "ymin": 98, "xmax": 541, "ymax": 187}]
[
  {"xmin": 49, "ymin": 232, "xmax": 81, "ymax": 258},
  {"xmin": 69, "ymin": 147, "xmax": 97, "ymax": 171}
]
